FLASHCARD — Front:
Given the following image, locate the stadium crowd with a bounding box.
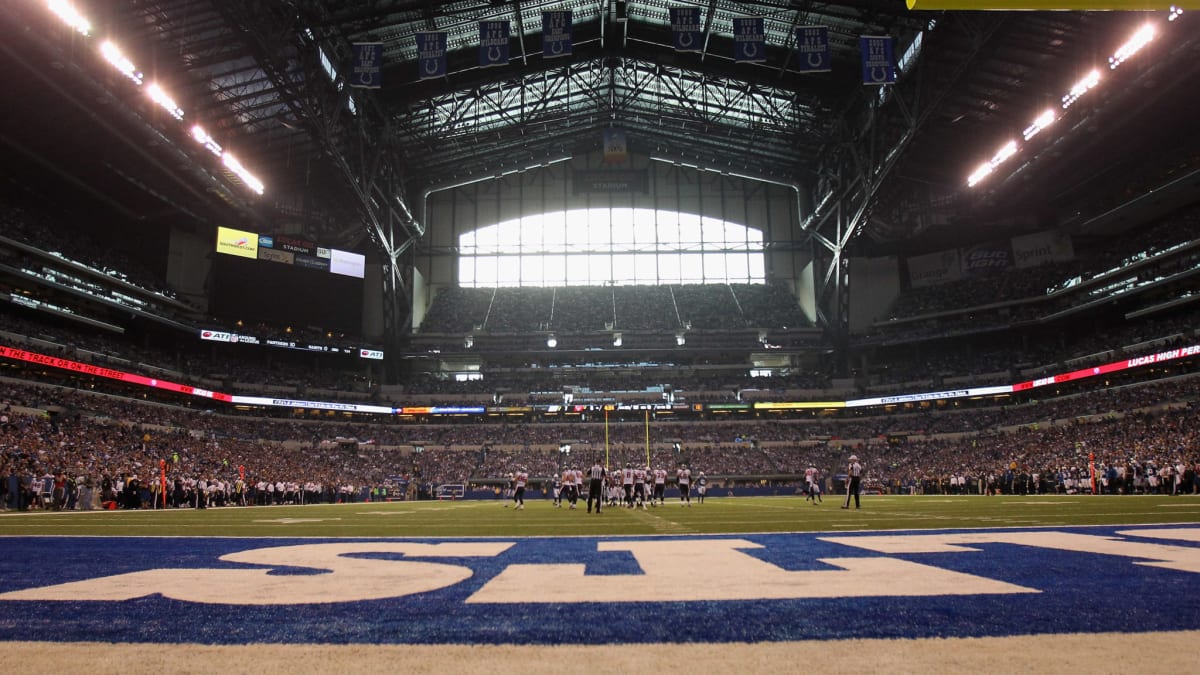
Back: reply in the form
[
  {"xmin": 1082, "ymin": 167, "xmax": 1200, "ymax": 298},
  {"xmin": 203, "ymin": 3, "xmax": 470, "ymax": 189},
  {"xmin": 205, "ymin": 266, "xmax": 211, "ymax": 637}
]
[
  {"xmin": 884, "ymin": 204, "xmax": 1200, "ymax": 322},
  {"xmin": 3, "ymin": 362, "xmax": 1197, "ymax": 512},
  {"xmin": 419, "ymin": 281, "xmax": 811, "ymax": 335}
]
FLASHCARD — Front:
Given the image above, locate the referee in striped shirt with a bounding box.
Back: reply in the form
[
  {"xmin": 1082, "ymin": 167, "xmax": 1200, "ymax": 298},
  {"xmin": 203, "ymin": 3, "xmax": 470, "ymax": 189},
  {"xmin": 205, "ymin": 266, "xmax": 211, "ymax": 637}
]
[
  {"xmin": 842, "ymin": 454, "xmax": 863, "ymax": 509},
  {"xmin": 587, "ymin": 460, "xmax": 606, "ymax": 514}
]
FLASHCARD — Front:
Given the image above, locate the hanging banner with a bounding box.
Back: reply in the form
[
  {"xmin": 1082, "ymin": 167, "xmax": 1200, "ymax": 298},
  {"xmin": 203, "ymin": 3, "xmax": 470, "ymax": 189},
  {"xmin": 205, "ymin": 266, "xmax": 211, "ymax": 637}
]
[
  {"xmin": 1011, "ymin": 230, "xmax": 1075, "ymax": 269},
  {"xmin": 795, "ymin": 26, "xmax": 831, "ymax": 73},
  {"xmin": 907, "ymin": 249, "xmax": 961, "ymax": 288},
  {"xmin": 860, "ymin": 35, "xmax": 895, "ymax": 85},
  {"xmin": 603, "ymin": 128, "xmax": 627, "ymax": 164},
  {"xmin": 572, "ymin": 170, "xmax": 649, "ymax": 194},
  {"xmin": 479, "ymin": 20, "xmax": 510, "ymax": 68},
  {"xmin": 733, "ymin": 17, "xmax": 766, "ymax": 63},
  {"xmin": 416, "ymin": 31, "xmax": 447, "ymax": 80},
  {"xmin": 542, "ymin": 10, "xmax": 572, "ymax": 58},
  {"xmin": 960, "ymin": 241, "xmax": 1012, "ymax": 276},
  {"xmin": 669, "ymin": 7, "xmax": 702, "ymax": 52},
  {"xmin": 350, "ymin": 42, "xmax": 383, "ymax": 89}
]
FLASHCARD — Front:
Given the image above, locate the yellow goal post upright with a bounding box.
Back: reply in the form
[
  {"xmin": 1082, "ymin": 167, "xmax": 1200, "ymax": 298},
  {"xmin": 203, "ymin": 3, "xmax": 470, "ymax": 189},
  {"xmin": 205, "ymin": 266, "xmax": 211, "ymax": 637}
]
[
  {"xmin": 645, "ymin": 409, "xmax": 651, "ymax": 469},
  {"xmin": 604, "ymin": 408, "xmax": 610, "ymax": 471}
]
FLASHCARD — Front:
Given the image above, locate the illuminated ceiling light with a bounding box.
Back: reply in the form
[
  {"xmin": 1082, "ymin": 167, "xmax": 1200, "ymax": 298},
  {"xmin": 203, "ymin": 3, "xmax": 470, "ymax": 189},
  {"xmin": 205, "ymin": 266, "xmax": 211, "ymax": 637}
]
[
  {"xmin": 147, "ymin": 83, "xmax": 184, "ymax": 120},
  {"xmin": 1109, "ymin": 23, "xmax": 1156, "ymax": 70},
  {"xmin": 991, "ymin": 140, "xmax": 1017, "ymax": 165},
  {"xmin": 612, "ymin": 333, "xmax": 622, "ymax": 347},
  {"xmin": 464, "ymin": 335, "xmax": 474, "ymax": 348},
  {"xmin": 48, "ymin": 0, "xmax": 91, "ymax": 36},
  {"xmin": 675, "ymin": 333, "xmax": 686, "ymax": 346},
  {"xmin": 1022, "ymin": 109, "xmax": 1057, "ymax": 141},
  {"xmin": 99, "ymin": 41, "xmax": 142, "ymax": 86},
  {"xmin": 966, "ymin": 140, "xmax": 1017, "ymax": 188},
  {"xmin": 190, "ymin": 125, "xmax": 223, "ymax": 157},
  {"xmin": 546, "ymin": 335, "xmax": 557, "ymax": 348},
  {"xmin": 221, "ymin": 152, "xmax": 265, "ymax": 195},
  {"xmin": 1169, "ymin": 6, "xmax": 1182, "ymax": 21},
  {"xmin": 967, "ymin": 162, "xmax": 994, "ymax": 188},
  {"xmin": 1061, "ymin": 69, "xmax": 1101, "ymax": 110}
]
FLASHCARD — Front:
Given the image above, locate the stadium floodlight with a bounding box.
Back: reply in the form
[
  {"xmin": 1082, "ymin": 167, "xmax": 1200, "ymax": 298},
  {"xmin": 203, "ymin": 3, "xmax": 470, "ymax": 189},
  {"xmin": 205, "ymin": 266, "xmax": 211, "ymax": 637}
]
[
  {"xmin": 190, "ymin": 125, "xmax": 222, "ymax": 157},
  {"xmin": 146, "ymin": 83, "xmax": 184, "ymax": 120},
  {"xmin": 1022, "ymin": 109, "xmax": 1057, "ymax": 141},
  {"xmin": 1109, "ymin": 23, "xmax": 1156, "ymax": 71},
  {"xmin": 1061, "ymin": 69, "xmax": 1101, "ymax": 110},
  {"xmin": 991, "ymin": 140, "xmax": 1017, "ymax": 165},
  {"xmin": 1169, "ymin": 6, "xmax": 1182, "ymax": 21},
  {"xmin": 546, "ymin": 335, "xmax": 557, "ymax": 348},
  {"xmin": 967, "ymin": 140, "xmax": 1017, "ymax": 187},
  {"xmin": 48, "ymin": 0, "xmax": 91, "ymax": 36},
  {"xmin": 967, "ymin": 162, "xmax": 993, "ymax": 188},
  {"xmin": 99, "ymin": 41, "xmax": 142, "ymax": 86},
  {"xmin": 221, "ymin": 152, "xmax": 265, "ymax": 195}
]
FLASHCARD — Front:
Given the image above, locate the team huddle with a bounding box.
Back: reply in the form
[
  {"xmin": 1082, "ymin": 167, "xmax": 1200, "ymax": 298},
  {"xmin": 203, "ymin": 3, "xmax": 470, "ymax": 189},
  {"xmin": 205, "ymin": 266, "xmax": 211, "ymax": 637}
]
[
  {"xmin": 506, "ymin": 461, "xmax": 707, "ymax": 512},
  {"xmin": 504, "ymin": 455, "xmax": 863, "ymax": 511}
]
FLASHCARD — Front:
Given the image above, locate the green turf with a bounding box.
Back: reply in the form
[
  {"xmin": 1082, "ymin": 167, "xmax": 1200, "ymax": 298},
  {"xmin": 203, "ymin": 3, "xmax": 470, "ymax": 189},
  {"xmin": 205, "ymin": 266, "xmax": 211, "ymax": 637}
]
[{"xmin": 2, "ymin": 494, "xmax": 1198, "ymax": 537}]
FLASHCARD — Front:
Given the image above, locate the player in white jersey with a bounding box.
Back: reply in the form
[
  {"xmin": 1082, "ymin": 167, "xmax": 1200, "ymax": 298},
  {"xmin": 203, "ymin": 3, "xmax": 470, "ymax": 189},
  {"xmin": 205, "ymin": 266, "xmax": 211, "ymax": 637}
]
[
  {"xmin": 607, "ymin": 472, "xmax": 621, "ymax": 507},
  {"xmin": 573, "ymin": 467, "xmax": 584, "ymax": 508},
  {"xmin": 621, "ymin": 463, "xmax": 635, "ymax": 508},
  {"xmin": 695, "ymin": 471, "xmax": 708, "ymax": 503},
  {"xmin": 633, "ymin": 466, "xmax": 648, "ymax": 510},
  {"xmin": 653, "ymin": 467, "xmax": 667, "ymax": 506},
  {"xmin": 565, "ymin": 467, "xmax": 579, "ymax": 509},
  {"xmin": 804, "ymin": 465, "xmax": 822, "ymax": 504},
  {"xmin": 512, "ymin": 469, "xmax": 528, "ymax": 510},
  {"xmin": 676, "ymin": 465, "xmax": 692, "ymax": 507}
]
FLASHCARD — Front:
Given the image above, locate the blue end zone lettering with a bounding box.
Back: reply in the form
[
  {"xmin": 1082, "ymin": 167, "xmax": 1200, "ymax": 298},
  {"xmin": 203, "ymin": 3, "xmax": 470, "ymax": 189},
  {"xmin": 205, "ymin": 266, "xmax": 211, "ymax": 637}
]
[{"xmin": 0, "ymin": 526, "xmax": 1197, "ymax": 644}]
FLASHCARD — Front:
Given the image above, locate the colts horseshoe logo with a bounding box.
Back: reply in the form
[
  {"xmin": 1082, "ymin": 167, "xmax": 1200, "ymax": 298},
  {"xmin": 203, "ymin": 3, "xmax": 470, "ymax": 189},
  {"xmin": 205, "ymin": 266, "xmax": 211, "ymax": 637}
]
[
  {"xmin": 869, "ymin": 66, "xmax": 889, "ymax": 82},
  {"xmin": 677, "ymin": 32, "xmax": 694, "ymax": 49},
  {"xmin": 807, "ymin": 52, "xmax": 824, "ymax": 69},
  {"xmin": 487, "ymin": 46, "xmax": 503, "ymax": 63},
  {"xmin": 742, "ymin": 42, "xmax": 758, "ymax": 59}
]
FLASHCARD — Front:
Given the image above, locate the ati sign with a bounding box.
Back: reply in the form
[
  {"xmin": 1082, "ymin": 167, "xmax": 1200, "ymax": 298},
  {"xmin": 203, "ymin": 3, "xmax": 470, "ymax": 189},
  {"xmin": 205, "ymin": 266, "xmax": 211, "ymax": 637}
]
[{"xmin": 1, "ymin": 527, "xmax": 1198, "ymax": 644}]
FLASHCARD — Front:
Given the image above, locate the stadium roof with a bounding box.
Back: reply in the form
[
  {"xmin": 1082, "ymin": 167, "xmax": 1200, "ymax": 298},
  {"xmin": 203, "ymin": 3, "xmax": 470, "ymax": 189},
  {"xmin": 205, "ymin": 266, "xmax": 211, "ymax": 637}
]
[{"xmin": 2, "ymin": 2, "xmax": 1198, "ymax": 254}]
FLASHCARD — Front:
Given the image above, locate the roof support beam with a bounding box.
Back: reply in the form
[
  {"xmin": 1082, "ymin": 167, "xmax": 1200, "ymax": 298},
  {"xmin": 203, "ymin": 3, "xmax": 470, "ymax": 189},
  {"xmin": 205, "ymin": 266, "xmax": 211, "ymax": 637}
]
[
  {"xmin": 802, "ymin": 13, "xmax": 1007, "ymax": 363},
  {"xmin": 218, "ymin": 2, "xmax": 425, "ymax": 369}
]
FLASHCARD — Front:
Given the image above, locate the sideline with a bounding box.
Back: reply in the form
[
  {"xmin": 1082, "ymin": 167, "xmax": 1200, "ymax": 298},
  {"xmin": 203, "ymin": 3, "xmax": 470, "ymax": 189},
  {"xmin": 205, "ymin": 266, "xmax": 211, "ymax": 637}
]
[{"xmin": 5, "ymin": 632, "xmax": 1198, "ymax": 674}]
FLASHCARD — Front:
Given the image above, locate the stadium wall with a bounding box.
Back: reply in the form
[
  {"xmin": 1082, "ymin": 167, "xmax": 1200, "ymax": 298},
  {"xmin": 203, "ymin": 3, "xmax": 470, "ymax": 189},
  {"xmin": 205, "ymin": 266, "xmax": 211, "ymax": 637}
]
[
  {"xmin": 415, "ymin": 150, "xmax": 810, "ymax": 296},
  {"xmin": 166, "ymin": 226, "xmax": 212, "ymax": 311},
  {"xmin": 848, "ymin": 255, "xmax": 901, "ymax": 333}
]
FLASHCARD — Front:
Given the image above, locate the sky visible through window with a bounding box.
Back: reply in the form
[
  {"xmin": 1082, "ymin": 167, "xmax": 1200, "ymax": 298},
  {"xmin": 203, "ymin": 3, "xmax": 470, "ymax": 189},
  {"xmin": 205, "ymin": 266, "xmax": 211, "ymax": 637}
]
[{"xmin": 459, "ymin": 208, "xmax": 765, "ymax": 287}]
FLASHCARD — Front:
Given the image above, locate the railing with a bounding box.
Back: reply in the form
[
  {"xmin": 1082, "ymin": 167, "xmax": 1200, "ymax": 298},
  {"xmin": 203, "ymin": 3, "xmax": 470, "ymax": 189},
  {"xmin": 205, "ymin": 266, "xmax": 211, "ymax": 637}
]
[{"xmin": 435, "ymin": 483, "xmax": 465, "ymax": 500}]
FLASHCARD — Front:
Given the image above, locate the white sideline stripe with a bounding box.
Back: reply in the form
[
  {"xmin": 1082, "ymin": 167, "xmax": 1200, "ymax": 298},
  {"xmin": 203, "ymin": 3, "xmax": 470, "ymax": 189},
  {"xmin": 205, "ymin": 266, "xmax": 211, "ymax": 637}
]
[
  {"xmin": 1117, "ymin": 528, "xmax": 1200, "ymax": 542},
  {"xmin": 5, "ymin": 632, "xmax": 1199, "ymax": 672}
]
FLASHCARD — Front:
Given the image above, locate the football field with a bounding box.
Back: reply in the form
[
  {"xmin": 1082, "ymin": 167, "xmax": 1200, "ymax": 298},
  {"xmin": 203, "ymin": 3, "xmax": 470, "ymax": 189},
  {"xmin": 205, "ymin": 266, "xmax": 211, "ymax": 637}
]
[
  {"xmin": 2, "ymin": 494, "xmax": 1198, "ymax": 673},
  {"xmin": 4, "ymin": 493, "xmax": 1199, "ymax": 537}
]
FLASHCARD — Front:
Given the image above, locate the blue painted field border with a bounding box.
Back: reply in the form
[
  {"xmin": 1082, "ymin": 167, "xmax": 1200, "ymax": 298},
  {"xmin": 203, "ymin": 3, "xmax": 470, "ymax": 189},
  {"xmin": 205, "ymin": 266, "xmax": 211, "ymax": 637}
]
[{"xmin": 0, "ymin": 526, "xmax": 1197, "ymax": 645}]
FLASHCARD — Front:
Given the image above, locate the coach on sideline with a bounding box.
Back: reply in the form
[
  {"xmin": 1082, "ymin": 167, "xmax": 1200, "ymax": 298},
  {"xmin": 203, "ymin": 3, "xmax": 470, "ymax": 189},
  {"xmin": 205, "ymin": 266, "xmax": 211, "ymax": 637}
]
[{"xmin": 842, "ymin": 454, "xmax": 863, "ymax": 510}]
